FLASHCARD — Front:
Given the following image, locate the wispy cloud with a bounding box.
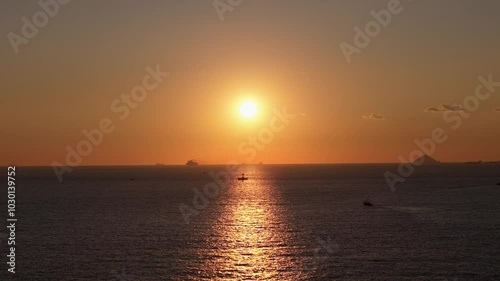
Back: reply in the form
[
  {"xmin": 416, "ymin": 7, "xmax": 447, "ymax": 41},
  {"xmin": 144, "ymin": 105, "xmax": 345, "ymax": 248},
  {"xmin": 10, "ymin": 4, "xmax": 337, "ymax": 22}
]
[
  {"xmin": 425, "ymin": 104, "xmax": 465, "ymax": 113},
  {"xmin": 362, "ymin": 113, "xmax": 385, "ymax": 120},
  {"xmin": 494, "ymin": 107, "xmax": 500, "ymax": 112}
]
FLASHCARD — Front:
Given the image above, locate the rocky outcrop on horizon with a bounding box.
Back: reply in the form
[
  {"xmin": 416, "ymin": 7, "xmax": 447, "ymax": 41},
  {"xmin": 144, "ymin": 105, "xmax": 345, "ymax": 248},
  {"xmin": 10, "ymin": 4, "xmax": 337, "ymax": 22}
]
[{"xmin": 413, "ymin": 154, "xmax": 440, "ymax": 164}]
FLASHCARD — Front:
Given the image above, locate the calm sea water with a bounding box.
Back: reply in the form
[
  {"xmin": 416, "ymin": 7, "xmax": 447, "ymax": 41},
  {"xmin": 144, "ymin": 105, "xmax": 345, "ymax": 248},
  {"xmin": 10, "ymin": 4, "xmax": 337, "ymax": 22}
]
[{"xmin": 3, "ymin": 164, "xmax": 500, "ymax": 280}]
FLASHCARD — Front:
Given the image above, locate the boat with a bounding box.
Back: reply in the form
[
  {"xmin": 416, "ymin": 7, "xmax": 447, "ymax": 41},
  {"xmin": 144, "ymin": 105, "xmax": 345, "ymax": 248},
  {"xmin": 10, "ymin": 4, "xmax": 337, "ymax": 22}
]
[
  {"xmin": 186, "ymin": 160, "xmax": 198, "ymax": 166},
  {"xmin": 363, "ymin": 199, "xmax": 373, "ymax": 206},
  {"xmin": 237, "ymin": 173, "xmax": 248, "ymax": 181}
]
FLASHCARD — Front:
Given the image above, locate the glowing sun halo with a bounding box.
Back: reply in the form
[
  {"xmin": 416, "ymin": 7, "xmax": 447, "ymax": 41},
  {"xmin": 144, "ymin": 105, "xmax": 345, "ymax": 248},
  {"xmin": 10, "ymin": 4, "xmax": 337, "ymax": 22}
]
[{"xmin": 239, "ymin": 101, "xmax": 258, "ymax": 118}]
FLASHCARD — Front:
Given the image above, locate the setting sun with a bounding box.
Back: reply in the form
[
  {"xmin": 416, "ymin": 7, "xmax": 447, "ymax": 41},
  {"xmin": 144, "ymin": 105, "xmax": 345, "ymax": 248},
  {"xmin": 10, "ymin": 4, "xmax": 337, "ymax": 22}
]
[{"xmin": 239, "ymin": 101, "xmax": 258, "ymax": 118}]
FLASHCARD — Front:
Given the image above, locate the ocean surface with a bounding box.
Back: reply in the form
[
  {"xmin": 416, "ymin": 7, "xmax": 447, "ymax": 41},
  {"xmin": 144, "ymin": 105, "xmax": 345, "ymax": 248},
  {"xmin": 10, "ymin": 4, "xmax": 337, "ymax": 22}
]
[{"xmin": 3, "ymin": 164, "xmax": 500, "ymax": 280}]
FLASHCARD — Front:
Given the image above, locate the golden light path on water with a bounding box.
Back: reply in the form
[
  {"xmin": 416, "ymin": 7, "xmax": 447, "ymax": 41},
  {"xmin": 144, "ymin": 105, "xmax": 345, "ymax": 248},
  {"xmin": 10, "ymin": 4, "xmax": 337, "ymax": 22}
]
[{"xmin": 201, "ymin": 172, "xmax": 312, "ymax": 280}]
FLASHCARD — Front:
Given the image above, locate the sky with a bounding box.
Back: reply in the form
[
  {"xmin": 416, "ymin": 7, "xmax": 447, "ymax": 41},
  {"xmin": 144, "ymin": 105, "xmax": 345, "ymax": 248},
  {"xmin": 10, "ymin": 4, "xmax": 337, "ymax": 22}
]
[{"xmin": 1, "ymin": 0, "xmax": 500, "ymax": 166}]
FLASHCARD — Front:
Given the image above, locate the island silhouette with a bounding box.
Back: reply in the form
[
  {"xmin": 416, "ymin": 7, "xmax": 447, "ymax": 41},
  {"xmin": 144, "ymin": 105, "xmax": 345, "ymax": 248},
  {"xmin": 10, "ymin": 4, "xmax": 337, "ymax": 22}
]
[{"xmin": 413, "ymin": 154, "xmax": 440, "ymax": 164}]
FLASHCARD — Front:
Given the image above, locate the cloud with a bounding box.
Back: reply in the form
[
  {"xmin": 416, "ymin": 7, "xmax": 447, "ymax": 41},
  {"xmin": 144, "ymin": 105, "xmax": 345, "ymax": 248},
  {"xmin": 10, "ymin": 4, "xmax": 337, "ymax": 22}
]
[
  {"xmin": 493, "ymin": 107, "xmax": 500, "ymax": 112},
  {"xmin": 362, "ymin": 113, "xmax": 385, "ymax": 120},
  {"xmin": 425, "ymin": 104, "xmax": 465, "ymax": 112}
]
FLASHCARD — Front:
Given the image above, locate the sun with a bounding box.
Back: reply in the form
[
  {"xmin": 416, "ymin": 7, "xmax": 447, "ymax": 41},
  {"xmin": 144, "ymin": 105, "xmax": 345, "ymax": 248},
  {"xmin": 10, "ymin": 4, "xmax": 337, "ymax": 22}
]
[{"xmin": 239, "ymin": 101, "xmax": 258, "ymax": 118}]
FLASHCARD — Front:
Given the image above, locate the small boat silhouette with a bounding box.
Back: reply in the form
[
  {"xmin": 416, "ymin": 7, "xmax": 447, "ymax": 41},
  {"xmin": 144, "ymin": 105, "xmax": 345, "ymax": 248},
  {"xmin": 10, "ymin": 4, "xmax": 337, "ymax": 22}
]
[
  {"xmin": 237, "ymin": 173, "xmax": 248, "ymax": 181},
  {"xmin": 363, "ymin": 199, "xmax": 373, "ymax": 206}
]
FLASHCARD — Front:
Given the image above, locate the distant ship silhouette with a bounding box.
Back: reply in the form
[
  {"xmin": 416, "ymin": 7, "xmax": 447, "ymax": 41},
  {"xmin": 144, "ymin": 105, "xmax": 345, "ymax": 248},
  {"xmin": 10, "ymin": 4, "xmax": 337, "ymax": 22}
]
[
  {"xmin": 363, "ymin": 198, "xmax": 373, "ymax": 206},
  {"xmin": 413, "ymin": 154, "xmax": 440, "ymax": 164},
  {"xmin": 237, "ymin": 173, "xmax": 248, "ymax": 181},
  {"xmin": 186, "ymin": 160, "xmax": 198, "ymax": 166}
]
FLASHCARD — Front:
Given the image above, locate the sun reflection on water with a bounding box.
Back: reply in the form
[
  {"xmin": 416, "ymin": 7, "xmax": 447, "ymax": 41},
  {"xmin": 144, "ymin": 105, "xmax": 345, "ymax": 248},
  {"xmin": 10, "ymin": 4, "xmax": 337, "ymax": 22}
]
[{"xmin": 202, "ymin": 175, "xmax": 307, "ymax": 280}]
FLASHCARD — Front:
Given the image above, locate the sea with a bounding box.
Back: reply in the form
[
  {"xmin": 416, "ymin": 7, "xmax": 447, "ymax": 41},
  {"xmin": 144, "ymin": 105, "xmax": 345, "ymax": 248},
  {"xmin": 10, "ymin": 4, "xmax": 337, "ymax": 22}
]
[{"xmin": 3, "ymin": 164, "xmax": 500, "ymax": 280}]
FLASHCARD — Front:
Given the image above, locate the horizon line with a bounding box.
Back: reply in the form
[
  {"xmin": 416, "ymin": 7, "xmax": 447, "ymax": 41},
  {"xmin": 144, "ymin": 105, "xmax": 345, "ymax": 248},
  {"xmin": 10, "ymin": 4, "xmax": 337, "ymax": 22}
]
[{"xmin": 3, "ymin": 161, "xmax": 500, "ymax": 168}]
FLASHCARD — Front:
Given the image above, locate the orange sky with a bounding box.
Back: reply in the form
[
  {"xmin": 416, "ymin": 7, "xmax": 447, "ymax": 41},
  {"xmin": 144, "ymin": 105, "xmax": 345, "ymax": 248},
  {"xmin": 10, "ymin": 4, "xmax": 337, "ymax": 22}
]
[{"xmin": 1, "ymin": 1, "xmax": 500, "ymax": 166}]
